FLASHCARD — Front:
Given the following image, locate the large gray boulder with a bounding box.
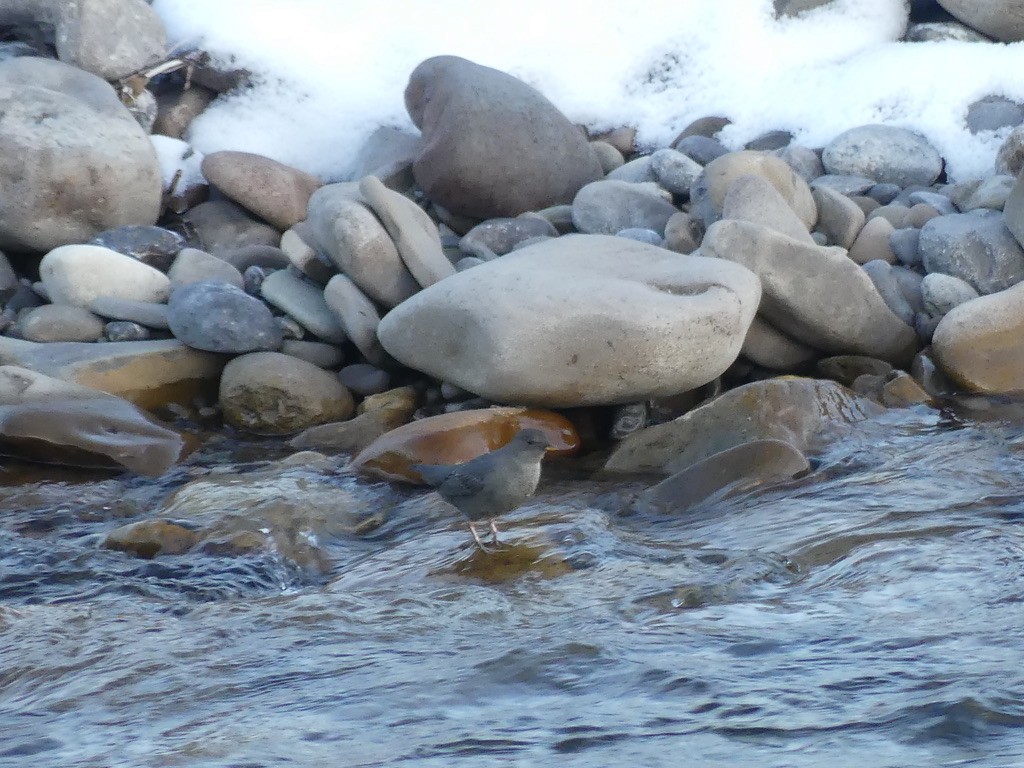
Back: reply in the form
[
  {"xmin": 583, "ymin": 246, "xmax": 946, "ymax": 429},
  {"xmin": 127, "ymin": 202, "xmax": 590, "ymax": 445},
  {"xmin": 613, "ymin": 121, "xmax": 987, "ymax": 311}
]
[
  {"xmin": 822, "ymin": 125, "xmax": 943, "ymax": 187},
  {"xmin": 936, "ymin": 0, "xmax": 1024, "ymax": 42},
  {"xmin": 378, "ymin": 234, "xmax": 761, "ymax": 407},
  {"xmin": 405, "ymin": 55, "xmax": 603, "ymax": 219},
  {"xmin": 0, "ymin": 57, "xmax": 162, "ymax": 252}
]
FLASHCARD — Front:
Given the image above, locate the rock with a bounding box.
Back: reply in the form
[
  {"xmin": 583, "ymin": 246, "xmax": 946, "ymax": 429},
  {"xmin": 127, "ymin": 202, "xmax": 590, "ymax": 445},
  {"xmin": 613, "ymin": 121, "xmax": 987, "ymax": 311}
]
[
  {"xmin": 919, "ymin": 210, "xmax": 1024, "ymax": 294},
  {"xmin": 890, "ymin": 228, "xmax": 922, "ymax": 266},
  {"xmin": 741, "ymin": 316, "xmax": 819, "ymax": 370},
  {"xmin": 338, "ymin": 363, "xmax": 390, "ymax": 396},
  {"xmin": 288, "ymin": 402, "xmax": 416, "ymax": 455},
  {"xmin": 921, "ymin": 272, "xmax": 980, "ymax": 318},
  {"xmin": 378, "ymin": 234, "xmax": 761, "ymax": 407},
  {"xmin": 616, "ymin": 228, "xmax": 662, "ymax": 246},
  {"xmin": 650, "ymin": 148, "xmax": 703, "ymax": 195},
  {"xmin": 775, "ymin": 144, "xmax": 825, "ymax": 183},
  {"xmin": 154, "ymin": 84, "xmax": 216, "ymax": 139},
  {"xmin": 201, "ymin": 151, "xmax": 322, "ymax": 230},
  {"xmin": 181, "ymin": 200, "xmax": 281, "ymax": 256},
  {"xmin": 219, "ymin": 351, "xmax": 354, "ymax": 435},
  {"xmin": 89, "ymin": 297, "xmax": 170, "ymax": 329},
  {"xmin": 868, "ymin": 203, "xmax": 912, "ymax": 229},
  {"xmin": 590, "ymin": 140, "xmax": 625, "ymax": 173},
  {"xmin": 591, "ymin": 126, "xmax": 637, "ymax": 155},
  {"xmin": 866, "ymin": 183, "xmax": 902, "ymax": 205},
  {"xmin": 40, "ymin": 245, "xmax": 169, "ymax": 308},
  {"xmin": 904, "ymin": 21, "xmax": 992, "ymax": 42},
  {"xmin": 306, "ymin": 183, "xmax": 419, "ymax": 308},
  {"xmin": 18, "ymin": 305, "xmax": 104, "ymax": 342},
  {"xmin": 323, "ymin": 274, "xmax": 385, "ymax": 365},
  {"xmin": 953, "ymin": 175, "xmax": 1015, "ymax": 212},
  {"xmin": 673, "ymin": 116, "xmax": 731, "ymax": 141},
  {"xmin": 634, "ymin": 439, "xmax": 810, "ymax": 514},
  {"xmin": 879, "ymin": 370, "xmax": 935, "ymax": 408},
  {"xmin": 605, "ymin": 377, "xmax": 883, "ymax": 474},
  {"xmin": 935, "ymin": 0, "xmax": 1024, "ymax": 42},
  {"xmin": 352, "ymin": 407, "xmax": 579, "ymax": 482},
  {"xmin": 349, "ymin": 126, "xmax": 421, "ymax": 190},
  {"xmin": 167, "ymin": 280, "xmax": 282, "ymax": 354},
  {"xmin": 907, "ymin": 190, "xmax": 957, "ymax": 215},
  {"xmin": 572, "ymin": 180, "xmax": 678, "ymax": 235},
  {"xmin": 281, "ymin": 226, "xmax": 334, "ymax": 284},
  {"xmin": 811, "ymin": 175, "xmax": 877, "ymax": 196},
  {"xmin": 848, "ymin": 216, "xmax": 897, "ymax": 264},
  {"xmin": 822, "ymin": 125, "xmax": 942, "ymax": 187},
  {"xmin": 405, "ymin": 55, "xmax": 603, "ymax": 218},
  {"xmin": 933, "ymin": 283, "xmax": 1024, "ymax": 392},
  {"xmin": 812, "ymin": 185, "xmax": 865, "ymax": 248},
  {"xmin": 0, "ymin": 57, "xmax": 161, "ymax": 251},
  {"xmin": 663, "ymin": 211, "xmax": 702, "ymax": 254},
  {"xmin": 104, "ymin": 321, "xmax": 150, "ymax": 342},
  {"xmin": 358, "ymin": 175, "xmax": 453, "ymax": 288},
  {"xmin": 459, "ymin": 216, "xmax": 558, "ymax": 259},
  {"xmin": 0, "ymin": 365, "xmax": 182, "ymax": 475},
  {"xmin": 358, "ymin": 385, "xmax": 419, "ymax": 416},
  {"xmin": 88, "ymin": 225, "xmax": 185, "ymax": 272},
  {"xmin": 0, "ymin": 336, "xmax": 224, "ymax": 409},
  {"xmin": 701, "ymin": 219, "xmax": 918, "ymax": 363},
  {"xmin": 103, "ymin": 520, "xmax": 199, "ymax": 559},
  {"xmin": 0, "ymin": 0, "xmax": 167, "ymax": 80},
  {"xmin": 1002, "ymin": 168, "xmax": 1024, "ymax": 249},
  {"xmin": 220, "ymin": 244, "xmax": 290, "ymax": 273},
  {"xmin": 816, "ymin": 355, "xmax": 894, "ymax": 386},
  {"xmin": 673, "ymin": 135, "xmax": 729, "ymax": 165},
  {"xmin": 860, "ymin": 260, "xmax": 916, "ymax": 326},
  {"xmin": 607, "ymin": 156, "xmax": 656, "ymax": 184},
  {"xmin": 721, "ymin": 174, "xmax": 815, "ymax": 242},
  {"xmin": 277, "ymin": 339, "xmax": 342, "ymax": 369},
  {"xmin": 259, "ymin": 269, "xmax": 347, "ymax": 345},
  {"xmin": 906, "ymin": 202, "xmax": 941, "ymax": 228},
  {"xmin": 995, "ymin": 127, "xmax": 1024, "ymax": 176},
  {"xmin": 691, "ymin": 150, "xmax": 817, "ymax": 230},
  {"xmin": 167, "ymin": 247, "xmax": 245, "ymax": 291},
  {"xmin": 746, "ymin": 130, "xmax": 793, "ymax": 151}
]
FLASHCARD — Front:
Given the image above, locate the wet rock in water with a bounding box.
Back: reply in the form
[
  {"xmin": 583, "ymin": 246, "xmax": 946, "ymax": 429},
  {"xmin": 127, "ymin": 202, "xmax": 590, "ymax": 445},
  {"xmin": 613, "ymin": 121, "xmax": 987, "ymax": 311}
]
[
  {"xmin": 920, "ymin": 210, "xmax": 1024, "ymax": 295},
  {"xmin": 88, "ymin": 225, "xmax": 186, "ymax": 272},
  {"xmin": 201, "ymin": 151, "xmax": 322, "ymax": 230},
  {"xmin": 40, "ymin": 244, "xmax": 170, "ymax": 309},
  {"xmin": 0, "ymin": 337, "xmax": 225, "ymax": 409},
  {"xmin": 289, "ymin": 388, "xmax": 418, "ymax": 454},
  {"xmin": 322, "ymin": 274, "xmax": 385, "ymax": 365},
  {"xmin": 353, "ymin": 407, "xmax": 579, "ymax": 482},
  {"xmin": 690, "ymin": 150, "xmax": 817, "ymax": 230},
  {"xmin": 822, "ymin": 125, "xmax": 943, "ymax": 187},
  {"xmin": 379, "ymin": 234, "xmax": 760, "ymax": 407},
  {"xmin": 936, "ymin": 0, "xmax": 1024, "ymax": 42},
  {"xmin": 102, "ymin": 520, "xmax": 199, "ymax": 559},
  {"xmin": 359, "ymin": 175, "xmax": 454, "ymax": 288},
  {"xmin": 933, "ymin": 282, "xmax": 1024, "ymax": 393},
  {"xmin": 0, "ymin": 57, "xmax": 161, "ymax": 252},
  {"xmin": 306, "ymin": 183, "xmax": 419, "ymax": 308},
  {"xmin": 219, "ymin": 351, "xmax": 354, "ymax": 434},
  {"xmin": 181, "ymin": 200, "xmax": 281, "ymax": 257},
  {"xmin": 167, "ymin": 247, "xmax": 246, "ymax": 291},
  {"xmin": 168, "ymin": 280, "xmax": 282, "ymax": 354},
  {"xmin": 405, "ymin": 55, "xmax": 603, "ymax": 218},
  {"xmin": 605, "ymin": 377, "xmax": 883, "ymax": 475},
  {"xmin": 634, "ymin": 438, "xmax": 811, "ymax": 514},
  {"xmin": 572, "ymin": 180, "xmax": 678, "ymax": 236},
  {"xmin": 459, "ymin": 216, "xmax": 558, "ymax": 259},
  {"xmin": 0, "ymin": 365, "xmax": 183, "ymax": 475},
  {"xmin": 259, "ymin": 269, "xmax": 347, "ymax": 345},
  {"xmin": 701, "ymin": 219, "xmax": 918, "ymax": 364},
  {"xmin": 740, "ymin": 316, "xmax": 819, "ymax": 371},
  {"xmin": 450, "ymin": 539, "xmax": 574, "ymax": 581},
  {"xmin": 89, "ymin": 297, "xmax": 170, "ymax": 329},
  {"xmin": 18, "ymin": 305, "xmax": 105, "ymax": 343},
  {"xmin": 816, "ymin": 355, "xmax": 894, "ymax": 386}
]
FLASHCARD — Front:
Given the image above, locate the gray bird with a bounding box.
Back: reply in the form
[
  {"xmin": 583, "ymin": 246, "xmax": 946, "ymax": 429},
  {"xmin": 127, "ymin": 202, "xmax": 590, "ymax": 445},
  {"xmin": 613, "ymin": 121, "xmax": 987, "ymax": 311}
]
[{"xmin": 413, "ymin": 428, "xmax": 551, "ymax": 550}]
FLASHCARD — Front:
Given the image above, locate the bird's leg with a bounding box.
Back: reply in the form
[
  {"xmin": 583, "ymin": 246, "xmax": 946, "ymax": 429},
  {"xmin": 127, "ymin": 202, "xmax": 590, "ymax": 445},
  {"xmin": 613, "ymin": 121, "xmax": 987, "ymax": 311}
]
[
  {"xmin": 469, "ymin": 522, "xmax": 490, "ymax": 551},
  {"xmin": 489, "ymin": 518, "xmax": 501, "ymax": 545}
]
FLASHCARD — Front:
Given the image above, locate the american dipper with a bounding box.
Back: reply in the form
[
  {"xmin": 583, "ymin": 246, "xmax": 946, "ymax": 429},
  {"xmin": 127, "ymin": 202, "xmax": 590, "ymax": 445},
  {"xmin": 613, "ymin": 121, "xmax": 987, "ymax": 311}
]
[{"xmin": 413, "ymin": 428, "xmax": 551, "ymax": 550}]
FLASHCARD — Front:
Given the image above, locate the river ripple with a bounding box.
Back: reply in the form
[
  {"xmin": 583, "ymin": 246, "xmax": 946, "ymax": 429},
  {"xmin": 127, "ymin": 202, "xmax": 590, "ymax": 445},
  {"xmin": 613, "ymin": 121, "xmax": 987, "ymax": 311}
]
[{"xmin": 1, "ymin": 407, "xmax": 1023, "ymax": 767}]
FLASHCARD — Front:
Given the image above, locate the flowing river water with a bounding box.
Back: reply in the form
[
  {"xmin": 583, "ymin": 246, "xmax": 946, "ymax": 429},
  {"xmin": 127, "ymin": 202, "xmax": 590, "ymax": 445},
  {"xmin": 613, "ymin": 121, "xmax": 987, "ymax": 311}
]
[{"xmin": 1, "ymin": 401, "xmax": 1023, "ymax": 767}]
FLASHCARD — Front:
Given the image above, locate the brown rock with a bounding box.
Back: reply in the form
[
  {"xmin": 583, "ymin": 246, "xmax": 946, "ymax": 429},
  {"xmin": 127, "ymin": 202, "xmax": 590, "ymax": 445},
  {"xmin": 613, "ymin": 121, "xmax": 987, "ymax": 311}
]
[
  {"xmin": 201, "ymin": 151, "xmax": 322, "ymax": 230},
  {"xmin": 103, "ymin": 520, "xmax": 199, "ymax": 559}
]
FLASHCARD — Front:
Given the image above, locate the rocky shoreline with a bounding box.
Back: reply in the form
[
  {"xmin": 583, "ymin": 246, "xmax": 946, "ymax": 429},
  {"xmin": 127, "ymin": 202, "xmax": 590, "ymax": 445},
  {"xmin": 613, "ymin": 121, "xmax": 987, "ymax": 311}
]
[{"xmin": 3, "ymin": 0, "xmax": 1024, "ymax": 556}]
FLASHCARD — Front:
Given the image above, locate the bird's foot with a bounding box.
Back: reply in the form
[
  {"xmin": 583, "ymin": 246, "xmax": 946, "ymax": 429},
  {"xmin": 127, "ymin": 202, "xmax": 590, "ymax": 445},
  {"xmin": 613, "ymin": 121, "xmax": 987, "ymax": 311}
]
[
  {"xmin": 489, "ymin": 519, "xmax": 501, "ymax": 545},
  {"xmin": 470, "ymin": 522, "xmax": 502, "ymax": 553}
]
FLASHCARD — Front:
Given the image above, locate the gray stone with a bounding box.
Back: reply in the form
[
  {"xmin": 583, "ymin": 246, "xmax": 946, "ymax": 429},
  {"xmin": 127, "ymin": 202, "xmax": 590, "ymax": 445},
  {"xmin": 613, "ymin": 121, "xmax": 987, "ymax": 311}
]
[
  {"xmin": 861, "ymin": 260, "xmax": 916, "ymax": 326},
  {"xmin": 616, "ymin": 228, "xmax": 663, "ymax": 246},
  {"xmin": 589, "ymin": 140, "xmax": 625, "ymax": 173},
  {"xmin": 279, "ymin": 339, "xmax": 344, "ymax": 369},
  {"xmin": 338, "ymin": 363, "xmax": 391, "ymax": 397},
  {"xmin": 168, "ymin": 247, "xmax": 245, "ymax": 291},
  {"xmin": 867, "ymin": 203, "xmax": 912, "ymax": 229},
  {"xmin": 280, "ymin": 226, "xmax": 334, "ymax": 285},
  {"xmin": 607, "ymin": 156, "xmax": 657, "ymax": 183},
  {"xmin": 995, "ymin": 126, "xmax": 1024, "ymax": 176},
  {"xmin": 722, "ymin": 174, "xmax": 815, "ymax": 242},
  {"xmin": 904, "ymin": 21, "xmax": 992, "ymax": 42},
  {"xmin": 822, "ymin": 125, "xmax": 942, "ymax": 187},
  {"xmin": 405, "ymin": 55, "xmax": 603, "ymax": 218},
  {"xmin": 40, "ymin": 244, "xmax": 170, "ymax": 308},
  {"xmin": 673, "ymin": 116, "xmax": 731, "ymax": 141},
  {"xmin": 167, "ymin": 280, "xmax": 282, "ymax": 354},
  {"xmin": 907, "ymin": 190, "xmax": 957, "ymax": 215},
  {"xmin": 890, "ymin": 227, "xmax": 922, "ymax": 266},
  {"xmin": 0, "ymin": 57, "xmax": 161, "ymax": 252},
  {"xmin": 572, "ymin": 180, "xmax": 678, "ymax": 235},
  {"xmin": 919, "ymin": 210, "xmax": 1024, "ymax": 294},
  {"xmin": 816, "ymin": 355, "xmax": 893, "ymax": 386},
  {"xmin": 459, "ymin": 216, "xmax": 558, "ymax": 259},
  {"xmin": 673, "ymin": 135, "xmax": 728, "ymax": 165},
  {"xmin": 866, "ymin": 183, "xmax": 902, "ymax": 204},
  {"xmin": 19, "ymin": 304, "xmax": 104, "ymax": 342},
  {"xmin": 811, "ymin": 175, "xmax": 877, "ymax": 196},
  {"xmin": 88, "ymin": 296, "xmax": 168, "ymax": 329},
  {"xmin": 182, "ymin": 200, "xmax": 281, "ymax": 257},
  {"xmin": 812, "ymin": 185, "xmax": 865, "ymax": 248},
  {"xmin": 259, "ymin": 269, "xmax": 347, "ymax": 345},
  {"xmin": 935, "ymin": 0, "xmax": 1024, "ymax": 42},
  {"xmin": 663, "ymin": 212, "xmax": 702, "ymax": 254},
  {"xmin": 966, "ymin": 96, "xmax": 1024, "ymax": 134},
  {"xmin": 650, "ymin": 148, "xmax": 703, "ymax": 195},
  {"xmin": 378, "ymin": 234, "xmax": 761, "ymax": 407},
  {"xmin": 774, "ymin": 145, "xmax": 824, "ymax": 183},
  {"xmin": 220, "ymin": 245, "xmax": 290, "ymax": 273},
  {"xmin": 745, "ymin": 130, "xmax": 794, "ymax": 151},
  {"xmin": 741, "ymin": 316, "xmax": 818, "ymax": 371},
  {"xmin": 104, "ymin": 321, "xmax": 150, "ymax": 342},
  {"xmin": 702, "ymin": 219, "xmax": 918, "ymax": 363},
  {"xmin": 951, "ymin": 175, "xmax": 1015, "ymax": 212},
  {"xmin": 348, "ymin": 126, "xmax": 421, "ymax": 190},
  {"xmin": 89, "ymin": 225, "xmax": 185, "ymax": 272},
  {"xmin": 921, "ymin": 272, "xmax": 980, "ymax": 318},
  {"xmin": 306, "ymin": 182, "xmax": 419, "ymax": 308},
  {"xmin": 1002, "ymin": 169, "xmax": 1024, "ymax": 250},
  {"xmin": 848, "ymin": 216, "xmax": 897, "ymax": 265},
  {"xmin": 323, "ymin": 274, "xmax": 385, "ymax": 365}
]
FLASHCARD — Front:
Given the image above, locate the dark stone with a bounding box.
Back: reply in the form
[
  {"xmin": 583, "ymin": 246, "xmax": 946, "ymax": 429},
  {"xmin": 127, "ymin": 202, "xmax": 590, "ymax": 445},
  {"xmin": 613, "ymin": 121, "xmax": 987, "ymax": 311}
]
[
  {"xmin": 88, "ymin": 225, "xmax": 186, "ymax": 272},
  {"xmin": 167, "ymin": 280, "xmax": 282, "ymax": 353}
]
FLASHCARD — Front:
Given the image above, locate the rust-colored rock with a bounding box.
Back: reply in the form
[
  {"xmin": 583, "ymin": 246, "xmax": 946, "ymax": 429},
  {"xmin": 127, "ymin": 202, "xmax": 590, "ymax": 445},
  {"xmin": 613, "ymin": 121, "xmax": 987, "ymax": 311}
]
[
  {"xmin": 103, "ymin": 520, "xmax": 199, "ymax": 559},
  {"xmin": 352, "ymin": 407, "xmax": 579, "ymax": 482}
]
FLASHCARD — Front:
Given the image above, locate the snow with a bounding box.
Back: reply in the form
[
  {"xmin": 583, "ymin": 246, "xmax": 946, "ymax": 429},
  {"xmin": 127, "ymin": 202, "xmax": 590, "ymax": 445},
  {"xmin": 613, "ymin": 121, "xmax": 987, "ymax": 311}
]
[{"xmin": 152, "ymin": 0, "xmax": 1024, "ymax": 183}]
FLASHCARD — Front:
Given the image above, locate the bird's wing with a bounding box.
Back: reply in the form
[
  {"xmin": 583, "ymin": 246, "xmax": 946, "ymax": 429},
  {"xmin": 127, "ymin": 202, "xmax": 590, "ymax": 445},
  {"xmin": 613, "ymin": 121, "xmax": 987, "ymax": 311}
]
[{"xmin": 437, "ymin": 465, "xmax": 488, "ymax": 501}]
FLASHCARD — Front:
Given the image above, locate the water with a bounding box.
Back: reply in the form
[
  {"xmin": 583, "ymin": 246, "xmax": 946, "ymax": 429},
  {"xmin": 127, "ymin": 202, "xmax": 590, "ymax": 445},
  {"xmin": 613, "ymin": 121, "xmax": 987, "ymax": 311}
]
[{"xmin": 2, "ymin": 406, "xmax": 1024, "ymax": 767}]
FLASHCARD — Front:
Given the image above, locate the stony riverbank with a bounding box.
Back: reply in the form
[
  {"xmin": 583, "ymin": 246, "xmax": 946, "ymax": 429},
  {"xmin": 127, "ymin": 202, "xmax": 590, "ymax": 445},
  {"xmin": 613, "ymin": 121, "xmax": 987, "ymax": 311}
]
[{"xmin": 4, "ymin": 0, "xmax": 1024, "ymax": 557}]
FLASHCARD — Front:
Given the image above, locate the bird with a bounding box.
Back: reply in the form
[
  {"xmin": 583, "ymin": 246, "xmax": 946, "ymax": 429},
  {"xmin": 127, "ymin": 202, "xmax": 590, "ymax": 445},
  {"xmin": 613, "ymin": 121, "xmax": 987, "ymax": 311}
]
[{"xmin": 412, "ymin": 428, "xmax": 551, "ymax": 550}]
